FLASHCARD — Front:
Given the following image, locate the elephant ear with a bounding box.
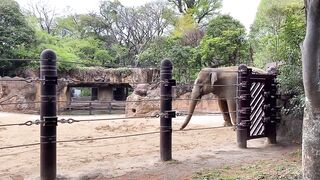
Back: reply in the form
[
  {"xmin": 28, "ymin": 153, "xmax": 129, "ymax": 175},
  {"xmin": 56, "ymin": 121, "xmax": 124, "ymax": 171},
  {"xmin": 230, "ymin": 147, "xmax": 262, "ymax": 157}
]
[{"xmin": 210, "ymin": 72, "xmax": 218, "ymax": 85}]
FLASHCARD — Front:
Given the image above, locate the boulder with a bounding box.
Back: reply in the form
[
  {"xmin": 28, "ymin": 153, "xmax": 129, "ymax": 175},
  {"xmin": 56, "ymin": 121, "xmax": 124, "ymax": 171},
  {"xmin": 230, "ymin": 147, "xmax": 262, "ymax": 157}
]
[{"xmin": 125, "ymin": 84, "xmax": 220, "ymax": 117}]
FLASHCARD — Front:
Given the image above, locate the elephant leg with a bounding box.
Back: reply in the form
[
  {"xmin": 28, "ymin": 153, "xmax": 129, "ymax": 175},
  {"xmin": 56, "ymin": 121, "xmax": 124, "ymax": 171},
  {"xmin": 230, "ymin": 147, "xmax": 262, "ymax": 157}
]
[
  {"xmin": 227, "ymin": 100, "xmax": 237, "ymax": 126},
  {"xmin": 218, "ymin": 99, "xmax": 232, "ymax": 126}
]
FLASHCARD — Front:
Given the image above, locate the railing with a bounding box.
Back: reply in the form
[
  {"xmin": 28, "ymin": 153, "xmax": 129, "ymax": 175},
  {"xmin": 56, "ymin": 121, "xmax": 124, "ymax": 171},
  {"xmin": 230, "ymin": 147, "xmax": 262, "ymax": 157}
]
[{"xmin": 0, "ymin": 50, "xmax": 280, "ymax": 179}]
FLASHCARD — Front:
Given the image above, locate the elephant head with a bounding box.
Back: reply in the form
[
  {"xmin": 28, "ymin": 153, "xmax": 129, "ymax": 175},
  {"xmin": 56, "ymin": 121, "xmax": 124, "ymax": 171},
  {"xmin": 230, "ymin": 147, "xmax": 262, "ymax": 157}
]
[{"xmin": 180, "ymin": 68, "xmax": 220, "ymax": 130}]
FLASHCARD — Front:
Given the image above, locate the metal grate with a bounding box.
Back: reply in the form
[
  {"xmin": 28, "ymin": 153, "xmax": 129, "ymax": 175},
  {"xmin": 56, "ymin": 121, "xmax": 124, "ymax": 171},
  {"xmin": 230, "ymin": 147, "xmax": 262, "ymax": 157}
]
[{"xmin": 249, "ymin": 82, "xmax": 265, "ymax": 137}]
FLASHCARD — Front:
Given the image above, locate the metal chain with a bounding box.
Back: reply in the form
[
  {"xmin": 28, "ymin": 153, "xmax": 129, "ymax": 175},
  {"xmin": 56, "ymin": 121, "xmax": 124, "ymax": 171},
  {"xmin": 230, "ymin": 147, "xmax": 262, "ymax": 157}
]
[{"xmin": 58, "ymin": 118, "xmax": 79, "ymax": 124}]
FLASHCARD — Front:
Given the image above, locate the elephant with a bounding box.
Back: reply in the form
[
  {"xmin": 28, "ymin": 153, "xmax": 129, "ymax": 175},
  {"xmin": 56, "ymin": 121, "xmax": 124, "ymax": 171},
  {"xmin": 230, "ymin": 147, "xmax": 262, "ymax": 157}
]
[{"xmin": 180, "ymin": 66, "xmax": 266, "ymax": 130}]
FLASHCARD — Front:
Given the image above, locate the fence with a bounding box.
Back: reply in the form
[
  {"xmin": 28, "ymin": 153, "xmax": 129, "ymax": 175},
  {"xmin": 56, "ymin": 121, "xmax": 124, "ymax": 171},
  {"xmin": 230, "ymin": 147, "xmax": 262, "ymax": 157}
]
[
  {"xmin": 0, "ymin": 49, "xmax": 280, "ymax": 179},
  {"xmin": 236, "ymin": 65, "xmax": 281, "ymax": 148}
]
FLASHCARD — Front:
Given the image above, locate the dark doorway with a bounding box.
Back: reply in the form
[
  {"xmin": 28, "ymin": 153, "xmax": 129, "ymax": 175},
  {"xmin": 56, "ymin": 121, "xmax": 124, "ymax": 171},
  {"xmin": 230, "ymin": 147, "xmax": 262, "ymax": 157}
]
[{"xmin": 113, "ymin": 85, "xmax": 133, "ymax": 101}]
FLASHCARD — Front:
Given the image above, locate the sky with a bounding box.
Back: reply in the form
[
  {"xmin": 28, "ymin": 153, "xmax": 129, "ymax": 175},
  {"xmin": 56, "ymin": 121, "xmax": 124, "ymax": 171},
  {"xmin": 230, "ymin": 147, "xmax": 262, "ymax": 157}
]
[{"xmin": 15, "ymin": 0, "xmax": 261, "ymax": 31}]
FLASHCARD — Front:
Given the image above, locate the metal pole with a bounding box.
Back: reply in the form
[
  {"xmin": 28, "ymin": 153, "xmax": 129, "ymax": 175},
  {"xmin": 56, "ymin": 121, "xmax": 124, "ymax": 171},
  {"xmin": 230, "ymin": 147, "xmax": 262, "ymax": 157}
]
[
  {"xmin": 89, "ymin": 102, "xmax": 92, "ymax": 115},
  {"xmin": 265, "ymin": 70, "xmax": 278, "ymax": 144},
  {"xmin": 160, "ymin": 59, "xmax": 174, "ymax": 161},
  {"xmin": 236, "ymin": 65, "xmax": 251, "ymax": 148},
  {"xmin": 40, "ymin": 49, "xmax": 58, "ymax": 180}
]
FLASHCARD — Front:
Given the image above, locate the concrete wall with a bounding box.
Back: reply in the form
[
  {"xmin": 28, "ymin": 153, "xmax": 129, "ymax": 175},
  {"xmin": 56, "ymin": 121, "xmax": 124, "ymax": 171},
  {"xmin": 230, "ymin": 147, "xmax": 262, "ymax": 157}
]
[{"xmin": 98, "ymin": 86, "xmax": 113, "ymax": 101}]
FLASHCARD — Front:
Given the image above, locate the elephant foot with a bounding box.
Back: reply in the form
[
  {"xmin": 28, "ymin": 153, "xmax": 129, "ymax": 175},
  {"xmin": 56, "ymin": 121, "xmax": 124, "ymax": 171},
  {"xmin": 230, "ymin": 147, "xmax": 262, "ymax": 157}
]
[{"xmin": 223, "ymin": 121, "xmax": 233, "ymax": 127}]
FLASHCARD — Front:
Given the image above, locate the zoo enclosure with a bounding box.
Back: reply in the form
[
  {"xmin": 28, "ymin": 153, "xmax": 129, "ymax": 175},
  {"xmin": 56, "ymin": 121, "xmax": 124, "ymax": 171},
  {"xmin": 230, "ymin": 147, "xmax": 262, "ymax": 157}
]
[{"xmin": 0, "ymin": 50, "xmax": 280, "ymax": 179}]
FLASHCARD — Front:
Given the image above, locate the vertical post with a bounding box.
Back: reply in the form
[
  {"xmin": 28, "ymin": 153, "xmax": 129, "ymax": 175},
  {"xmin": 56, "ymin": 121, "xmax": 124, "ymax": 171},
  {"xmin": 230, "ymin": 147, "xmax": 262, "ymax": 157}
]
[
  {"xmin": 160, "ymin": 59, "xmax": 174, "ymax": 161},
  {"xmin": 89, "ymin": 102, "xmax": 93, "ymax": 115},
  {"xmin": 237, "ymin": 65, "xmax": 251, "ymax": 148},
  {"xmin": 40, "ymin": 49, "xmax": 58, "ymax": 180},
  {"xmin": 265, "ymin": 70, "xmax": 278, "ymax": 144}
]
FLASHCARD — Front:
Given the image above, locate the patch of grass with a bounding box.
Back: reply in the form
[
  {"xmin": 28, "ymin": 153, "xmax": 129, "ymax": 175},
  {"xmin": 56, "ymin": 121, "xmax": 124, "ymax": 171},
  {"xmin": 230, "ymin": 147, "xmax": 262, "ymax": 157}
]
[{"xmin": 192, "ymin": 149, "xmax": 302, "ymax": 180}]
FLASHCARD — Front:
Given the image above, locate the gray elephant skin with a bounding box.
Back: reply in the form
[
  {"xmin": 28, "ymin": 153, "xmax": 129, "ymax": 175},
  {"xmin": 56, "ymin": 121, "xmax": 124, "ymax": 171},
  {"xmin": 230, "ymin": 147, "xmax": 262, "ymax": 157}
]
[{"xmin": 180, "ymin": 66, "xmax": 265, "ymax": 130}]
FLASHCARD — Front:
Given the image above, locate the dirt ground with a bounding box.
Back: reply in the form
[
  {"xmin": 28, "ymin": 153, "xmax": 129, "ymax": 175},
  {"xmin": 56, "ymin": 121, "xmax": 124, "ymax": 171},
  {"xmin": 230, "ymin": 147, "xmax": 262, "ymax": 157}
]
[{"xmin": 0, "ymin": 112, "xmax": 298, "ymax": 180}]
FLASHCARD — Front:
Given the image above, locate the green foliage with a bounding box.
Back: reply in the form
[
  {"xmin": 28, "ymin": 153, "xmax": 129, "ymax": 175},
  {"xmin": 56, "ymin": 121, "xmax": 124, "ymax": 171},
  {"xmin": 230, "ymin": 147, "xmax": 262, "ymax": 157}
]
[
  {"xmin": 29, "ymin": 29, "xmax": 113, "ymax": 71},
  {"xmin": 278, "ymin": 64, "xmax": 305, "ymax": 116},
  {"xmin": 138, "ymin": 37, "xmax": 197, "ymax": 82},
  {"xmin": 94, "ymin": 50, "xmax": 114, "ymax": 66},
  {"xmin": 250, "ymin": 0, "xmax": 304, "ymax": 67},
  {"xmin": 192, "ymin": 150, "xmax": 302, "ymax": 180},
  {"xmin": 168, "ymin": 0, "xmax": 222, "ymax": 24},
  {"xmin": 199, "ymin": 15, "xmax": 248, "ymax": 67},
  {"xmin": 137, "ymin": 37, "xmax": 175, "ymax": 67},
  {"xmin": 79, "ymin": 87, "xmax": 91, "ymax": 97},
  {"xmin": 172, "ymin": 12, "xmax": 197, "ymax": 38},
  {"xmin": 0, "ymin": 0, "xmax": 36, "ymax": 74},
  {"xmin": 250, "ymin": 0, "xmax": 305, "ymax": 117},
  {"xmin": 115, "ymin": 67, "xmax": 132, "ymax": 77}
]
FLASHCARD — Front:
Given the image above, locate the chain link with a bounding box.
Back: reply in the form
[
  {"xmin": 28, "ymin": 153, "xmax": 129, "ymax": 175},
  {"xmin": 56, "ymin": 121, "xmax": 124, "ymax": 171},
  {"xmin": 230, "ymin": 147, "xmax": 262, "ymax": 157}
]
[
  {"xmin": 23, "ymin": 119, "xmax": 41, "ymax": 126},
  {"xmin": 58, "ymin": 118, "xmax": 79, "ymax": 124}
]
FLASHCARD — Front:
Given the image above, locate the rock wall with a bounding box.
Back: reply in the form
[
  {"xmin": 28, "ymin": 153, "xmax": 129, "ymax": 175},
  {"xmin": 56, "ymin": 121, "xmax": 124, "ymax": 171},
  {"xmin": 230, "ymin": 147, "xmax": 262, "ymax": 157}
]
[
  {"xmin": 1, "ymin": 67, "xmax": 221, "ymax": 115},
  {"xmin": 125, "ymin": 84, "xmax": 220, "ymax": 117},
  {"xmin": 0, "ymin": 77, "xmax": 39, "ymax": 113},
  {"xmin": 60, "ymin": 67, "xmax": 160, "ymax": 87},
  {"xmin": 0, "ymin": 67, "xmax": 160, "ymax": 113}
]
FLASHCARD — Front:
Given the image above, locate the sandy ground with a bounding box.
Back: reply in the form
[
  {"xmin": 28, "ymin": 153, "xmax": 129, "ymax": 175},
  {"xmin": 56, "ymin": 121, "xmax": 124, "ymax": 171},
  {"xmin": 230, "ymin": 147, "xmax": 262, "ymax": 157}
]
[{"xmin": 0, "ymin": 112, "xmax": 298, "ymax": 180}]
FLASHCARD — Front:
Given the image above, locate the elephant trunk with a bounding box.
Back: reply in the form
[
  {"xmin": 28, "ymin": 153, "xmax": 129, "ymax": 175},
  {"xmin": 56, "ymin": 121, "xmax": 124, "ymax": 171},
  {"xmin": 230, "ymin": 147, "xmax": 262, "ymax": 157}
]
[{"xmin": 180, "ymin": 88, "xmax": 201, "ymax": 130}]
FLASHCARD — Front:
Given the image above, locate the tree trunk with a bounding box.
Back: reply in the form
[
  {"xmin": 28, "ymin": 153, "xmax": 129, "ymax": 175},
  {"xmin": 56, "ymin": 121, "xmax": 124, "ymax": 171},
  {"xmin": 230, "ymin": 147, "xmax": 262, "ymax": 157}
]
[
  {"xmin": 302, "ymin": 0, "xmax": 320, "ymax": 179},
  {"xmin": 302, "ymin": 102, "xmax": 320, "ymax": 179}
]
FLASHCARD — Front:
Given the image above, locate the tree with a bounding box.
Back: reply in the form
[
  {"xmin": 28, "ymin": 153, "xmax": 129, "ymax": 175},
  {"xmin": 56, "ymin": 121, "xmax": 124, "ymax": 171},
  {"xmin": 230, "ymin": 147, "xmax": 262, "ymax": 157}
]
[
  {"xmin": 249, "ymin": 0, "xmax": 303, "ymax": 67},
  {"xmin": 198, "ymin": 15, "xmax": 247, "ymax": 67},
  {"xmin": 27, "ymin": 0, "xmax": 57, "ymax": 34},
  {"xmin": 168, "ymin": 0, "xmax": 221, "ymax": 24},
  {"xmin": 0, "ymin": 0, "xmax": 36, "ymax": 75},
  {"xmin": 249, "ymin": 0, "xmax": 305, "ymax": 119},
  {"xmin": 89, "ymin": 0, "xmax": 176, "ymax": 66},
  {"xmin": 302, "ymin": 0, "xmax": 320, "ymax": 179}
]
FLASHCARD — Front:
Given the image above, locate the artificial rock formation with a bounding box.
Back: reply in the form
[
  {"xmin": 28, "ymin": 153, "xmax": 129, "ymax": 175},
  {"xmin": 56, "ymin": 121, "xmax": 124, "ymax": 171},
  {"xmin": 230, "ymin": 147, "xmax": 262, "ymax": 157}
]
[
  {"xmin": 0, "ymin": 77, "xmax": 38, "ymax": 113},
  {"xmin": 125, "ymin": 84, "xmax": 220, "ymax": 117},
  {"xmin": 0, "ymin": 67, "xmax": 159, "ymax": 113},
  {"xmin": 1, "ymin": 67, "xmax": 220, "ymax": 115}
]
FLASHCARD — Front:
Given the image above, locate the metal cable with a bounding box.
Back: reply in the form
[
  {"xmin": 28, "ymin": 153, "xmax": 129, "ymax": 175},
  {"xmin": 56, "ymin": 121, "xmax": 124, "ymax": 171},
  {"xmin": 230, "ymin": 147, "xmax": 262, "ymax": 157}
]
[
  {"xmin": 176, "ymin": 111, "xmax": 237, "ymax": 116},
  {"xmin": 179, "ymin": 83, "xmax": 240, "ymax": 87},
  {"xmin": 0, "ymin": 101, "xmax": 43, "ymax": 106},
  {"xmin": 173, "ymin": 97, "xmax": 239, "ymax": 101},
  {"xmin": 0, "ymin": 111, "xmax": 232, "ymax": 127},
  {"xmin": 0, "ymin": 59, "xmax": 41, "ymax": 61},
  {"xmin": 0, "ymin": 142, "xmax": 41, "ymax": 150},
  {"xmin": 0, "ymin": 78, "xmax": 42, "ymax": 83},
  {"xmin": 56, "ymin": 99, "xmax": 162, "ymax": 104},
  {"xmin": 0, "ymin": 131, "xmax": 162, "ymax": 150},
  {"xmin": 0, "ymin": 119, "xmax": 41, "ymax": 127},
  {"xmin": 64, "ymin": 79, "xmax": 160, "ymax": 85},
  {"xmin": 55, "ymin": 131, "xmax": 161, "ymax": 143},
  {"xmin": 0, "ymin": 125, "xmax": 231, "ymax": 150},
  {"xmin": 58, "ymin": 115, "xmax": 158, "ymax": 124},
  {"xmin": 174, "ymin": 126, "xmax": 230, "ymax": 132}
]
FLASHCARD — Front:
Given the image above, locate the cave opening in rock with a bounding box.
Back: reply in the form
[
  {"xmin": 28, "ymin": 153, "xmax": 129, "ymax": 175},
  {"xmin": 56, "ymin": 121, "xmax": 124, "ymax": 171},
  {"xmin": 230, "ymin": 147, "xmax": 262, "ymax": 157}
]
[{"xmin": 65, "ymin": 83, "xmax": 133, "ymax": 115}]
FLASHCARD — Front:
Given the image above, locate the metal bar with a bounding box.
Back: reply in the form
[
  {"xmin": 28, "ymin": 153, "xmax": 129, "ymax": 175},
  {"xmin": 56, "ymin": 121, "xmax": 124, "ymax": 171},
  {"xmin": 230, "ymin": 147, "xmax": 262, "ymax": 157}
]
[
  {"xmin": 236, "ymin": 65, "xmax": 251, "ymax": 148},
  {"xmin": 40, "ymin": 49, "xmax": 57, "ymax": 180},
  {"xmin": 265, "ymin": 73, "xmax": 278, "ymax": 144},
  {"xmin": 160, "ymin": 59, "xmax": 173, "ymax": 161}
]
